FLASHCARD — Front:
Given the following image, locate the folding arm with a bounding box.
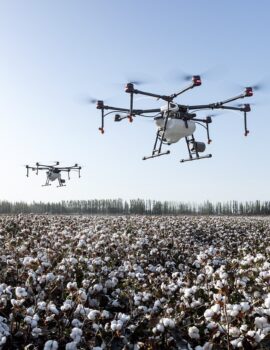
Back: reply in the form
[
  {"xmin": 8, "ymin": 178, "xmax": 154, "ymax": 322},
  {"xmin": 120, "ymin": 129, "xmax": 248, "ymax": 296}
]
[
  {"xmin": 125, "ymin": 76, "xmax": 202, "ymax": 116},
  {"xmin": 188, "ymin": 87, "xmax": 253, "ymax": 111}
]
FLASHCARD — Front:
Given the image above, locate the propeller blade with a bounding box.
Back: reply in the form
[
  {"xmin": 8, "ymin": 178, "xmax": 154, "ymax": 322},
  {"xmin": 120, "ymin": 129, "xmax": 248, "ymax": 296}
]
[
  {"xmin": 229, "ymin": 79, "xmax": 269, "ymax": 94},
  {"xmin": 235, "ymin": 103, "xmax": 256, "ymax": 107},
  {"xmin": 171, "ymin": 65, "xmax": 227, "ymax": 83}
]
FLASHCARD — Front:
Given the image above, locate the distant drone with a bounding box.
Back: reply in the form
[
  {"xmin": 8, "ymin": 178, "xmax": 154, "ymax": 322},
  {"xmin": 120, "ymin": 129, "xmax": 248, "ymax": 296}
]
[
  {"xmin": 93, "ymin": 75, "xmax": 254, "ymax": 162},
  {"xmin": 26, "ymin": 162, "xmax": 81, "ymax": 187}
]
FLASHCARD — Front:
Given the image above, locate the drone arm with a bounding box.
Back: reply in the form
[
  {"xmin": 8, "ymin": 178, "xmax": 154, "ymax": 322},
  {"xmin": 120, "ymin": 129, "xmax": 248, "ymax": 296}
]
[
  {"xmin": 135, "ymin": 108, "xmax": 161, "ymax": 114},
  {"xmin": 189, "ymin": 88, "xmax": 253, "ymax": 111},
  {"xmin": 126, "ymin": 84, "xmax": 172, "ymax": 102},
  {"xmin": 171, "ymin": 76, "xmax": 202, "ymax": 99}
]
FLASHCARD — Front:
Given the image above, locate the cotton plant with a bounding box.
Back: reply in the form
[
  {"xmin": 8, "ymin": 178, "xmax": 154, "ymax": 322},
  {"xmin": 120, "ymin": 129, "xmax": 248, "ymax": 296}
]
[{"xmin": 1, "ymin": 215, "xmax": 270, "ymax": 348}]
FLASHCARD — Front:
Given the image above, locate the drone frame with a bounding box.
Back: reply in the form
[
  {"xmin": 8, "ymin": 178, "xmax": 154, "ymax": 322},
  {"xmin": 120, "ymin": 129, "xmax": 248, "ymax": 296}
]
[
  {"xmin": 95, "ymin": 76, "xmax": 253, "ymax": 162},
  {"xmin": 26, "ymin": 162, "xmax": 81, "ymax": 187}
]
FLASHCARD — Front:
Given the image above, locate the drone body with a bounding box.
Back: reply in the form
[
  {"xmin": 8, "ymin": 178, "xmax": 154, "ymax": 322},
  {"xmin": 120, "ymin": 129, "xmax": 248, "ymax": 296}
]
[
  {"xmin": 26, "ymin": 162, "xmax": 81, "ymax": 187},
  {"xmin": 154, "ymin": 116, "xmax": 196, "ymax": 144},
  {"xmin": 94, "ymin": 76, "xmax": 253, "ymax": 163}
]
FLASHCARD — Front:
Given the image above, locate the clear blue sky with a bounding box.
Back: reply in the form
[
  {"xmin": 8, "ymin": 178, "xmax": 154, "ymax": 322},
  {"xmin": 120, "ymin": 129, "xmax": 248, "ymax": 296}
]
[{"xmin": 0, "ymin": 0, "xmax": 269, "ymax": 203}]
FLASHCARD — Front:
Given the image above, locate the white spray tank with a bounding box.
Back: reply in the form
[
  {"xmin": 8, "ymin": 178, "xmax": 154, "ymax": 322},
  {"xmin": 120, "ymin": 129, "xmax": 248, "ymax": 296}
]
[{"xmin": 155, "ymin": 103, "xmax": 196, "ymax": 143}]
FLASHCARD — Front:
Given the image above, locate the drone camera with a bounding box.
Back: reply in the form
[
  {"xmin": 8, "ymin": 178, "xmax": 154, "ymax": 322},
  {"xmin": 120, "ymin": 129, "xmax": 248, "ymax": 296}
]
[
  {"xmin": 192, "ymin": 75, "xmax": 201, "ymax": 86},
  {"xmin": 125, "ymin": 83, "xmax": 134, "ymax": 93},
  {"xmin": 114, "ymin": 114, "xmax": 122, "ymax": 122},
  {"xmin": 245, "ymin": 87, "xmax": 253, "ymax": 97},
  {"xmin": 98, "ymin": 127, "xmax": 105, "ymax": 134},
  {"xmin": 96, "ymin": 100, "xmax": 104, "ymax": 109},
  {"xmin": 191, "ymin": 141, "xmax": 206, "ymax": 153},
  {"xmin": 206, "ymin": 116, "xmax": 212, "ymax": 123}
]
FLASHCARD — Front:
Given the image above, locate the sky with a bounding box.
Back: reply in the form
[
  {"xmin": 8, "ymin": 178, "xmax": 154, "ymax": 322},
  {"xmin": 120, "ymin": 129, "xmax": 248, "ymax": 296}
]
[{"xmin": 0, "ymin": 0, "xmax": 269, "ymax": 203}]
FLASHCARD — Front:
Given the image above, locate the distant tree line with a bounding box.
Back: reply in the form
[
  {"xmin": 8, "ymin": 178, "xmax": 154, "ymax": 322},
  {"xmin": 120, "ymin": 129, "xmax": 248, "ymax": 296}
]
[{"xmin": 0, "ymin": 199, "xmax": 270, "ymax": 215}]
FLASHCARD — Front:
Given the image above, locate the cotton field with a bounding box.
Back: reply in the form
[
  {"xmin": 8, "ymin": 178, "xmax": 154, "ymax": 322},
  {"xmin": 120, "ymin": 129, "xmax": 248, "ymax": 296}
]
[{"xmin": 0, "ymin": 215, "xmax": 270, "ymax": 349}]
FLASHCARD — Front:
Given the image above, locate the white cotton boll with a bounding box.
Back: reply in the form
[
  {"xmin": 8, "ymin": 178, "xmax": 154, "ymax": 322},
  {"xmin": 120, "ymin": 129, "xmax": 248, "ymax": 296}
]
[
  {"xmin": 116, "ymin": 320, "xmax": 123, "ymax": 330},
  {"xmin": 195, "ymin": 344, "xmax": 213, "ymax": 350},
  {"xmin": 119, "ymin": 313, "xmax": 130, "ymax": 323},
  {"xmin": 219, "ymin": 271, "xmax": 228, "ymax": 279},
  {"xmin": 70, "ymin": 258, "xmax": 78, "ymax": 265},
  {"xmin": 46, "ymin": 315, "xmax": 56, "ymax": 322},
  {"xmin": 230, "ymin": 338, "xmax": 242, "ymax": 348},
  {"xmin": 44, "ymin": 340, "xmax": 58, "ymax": 350},
  {"xmin": 110, "ymin": 320, "xmax": 117, "ymax": 331},
  {"xmin": 67, "ymin": 282, "xmax": 78, "ymax": 291},
  {"xmin": 211, "ymin": 304, "xmax": 220, "ymax": 314},
  {"xmin": 87, "ymin": 309, "xmax": 100, "ymax": 321},
  {"xmin": 15, "ymin": 287, "xmax": 27, "ymax": 298},
  {"xmin": 37, "ymin": 301, "xmax": 46, "ymax": 310},
  {"xmin": 26, "ymin": 307, "xmax": 35, "ymax": 316},
  {"xmin": 11, "ymin": 299, "xmax": 24, "ymax": 307},
  {"xmin": 215, "ymin": 280, "xmax": 224, "ymax": 289},
  {"xmin": 229, "ymin": 327, "xmax": 240, "ymax": 337},
  {"xmin": 156, "ymin": 323, "xmax": 165, "ymax": 333},
  {"xmin": 264, "ymin": 296, "xmax": 270, "ymax": 309},
  {"xmin": 153, "ymin": 300, "xmax": 161, "ymax": 308},
  {"xmin": 31, "ymin": 327, "xmax": 42, "ymax": 338},
  {"xmin": 240, "ymin": 324, "xmax": 248, "ymax": 332},
  {"xmin": 205, "ymin": 265, "xmax": 214, "ymax": 276},
  {"xmin": 78, "ymin": 290, "xmax": 87, "ymax": 303},
  {"xmin": 161, "ymin": 318, "xmax": 174, "ymax": 328},
  {"xmin": 24, "ymin": 316, "xmax": 32, "ymax": 325},
  {"xmin": 138, "ymin": 305, "xmax": 147, "ymax": 313},
  {"xmin": 166, "ymin": 307, "xmax": 174, "ymax": 314},
  {"xmin": 101, "ymin": 310, "xmax": 110, "ymax": 319},
  {"xmin": 30, "ymin": 319, "xmax": 38, "ymax": 328},
  {"xmin": 46, "ymin": 273, "xmax": 55, "ymax": 282},
  {"xmin": 188, "ymin": 326, "xmax": 200, "ymax": 339},
  {"xmin": 0, "ymin": 336, "xmax": 7, "ymax": 346},
  {"xmin": 48, "ymin": 303, "xmax": 59, "ymax": 315},
  {"xmin": 111, "ymin": 300, "xmax": 120, "ymax": 307},
  {"xmin": 82, "ymin": 279, "xmax": 90, "ymax": 289},
  {"xmin": 233, "ymin": 305, "xmax": 241, "ymax": 312},
  {"xmin": 184, "ymin": 288, "xmax": 193, "ymax": 298},
  {"xmin": 65, "ymin": 342, "xmax": 77, "ymax": 350},
  {"xmin": 61, "ymin": 303, "xmax": 72, "ymax": 312},
  {"xmin": 71, "ymin": 319, "xmax": 83, "ymax": 328},
  {"xmin": 204, "ymin": 309, "xmax": 214, "ymax": 321},
  {"xmin": 92, "ymin": 322, "xmax": 99, "ymax": 331},
  {"xmin": 240, "ymin": 302, "xmax": 250, "ymax": 312},
  {"xmin": 23, "ymin": 256, "xmax": 35, "ymax": 266},
  {"xmin": 207, "ymin": 322, "xmax": 217, "ymax": 330},
  {"xmin": 254, "ymin": 316, "xmax": 268, "ymax": 329},
  {"xmin": 70, "ymin": 327, "xmax": 82, "ymax": 343},
  {"xmin": 193, "ymin": 260, "xmax": 201, "ymax": 268},
  {"xmin": 93, "ymin": 284, "xmax": 103, "ymax": 292}
]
